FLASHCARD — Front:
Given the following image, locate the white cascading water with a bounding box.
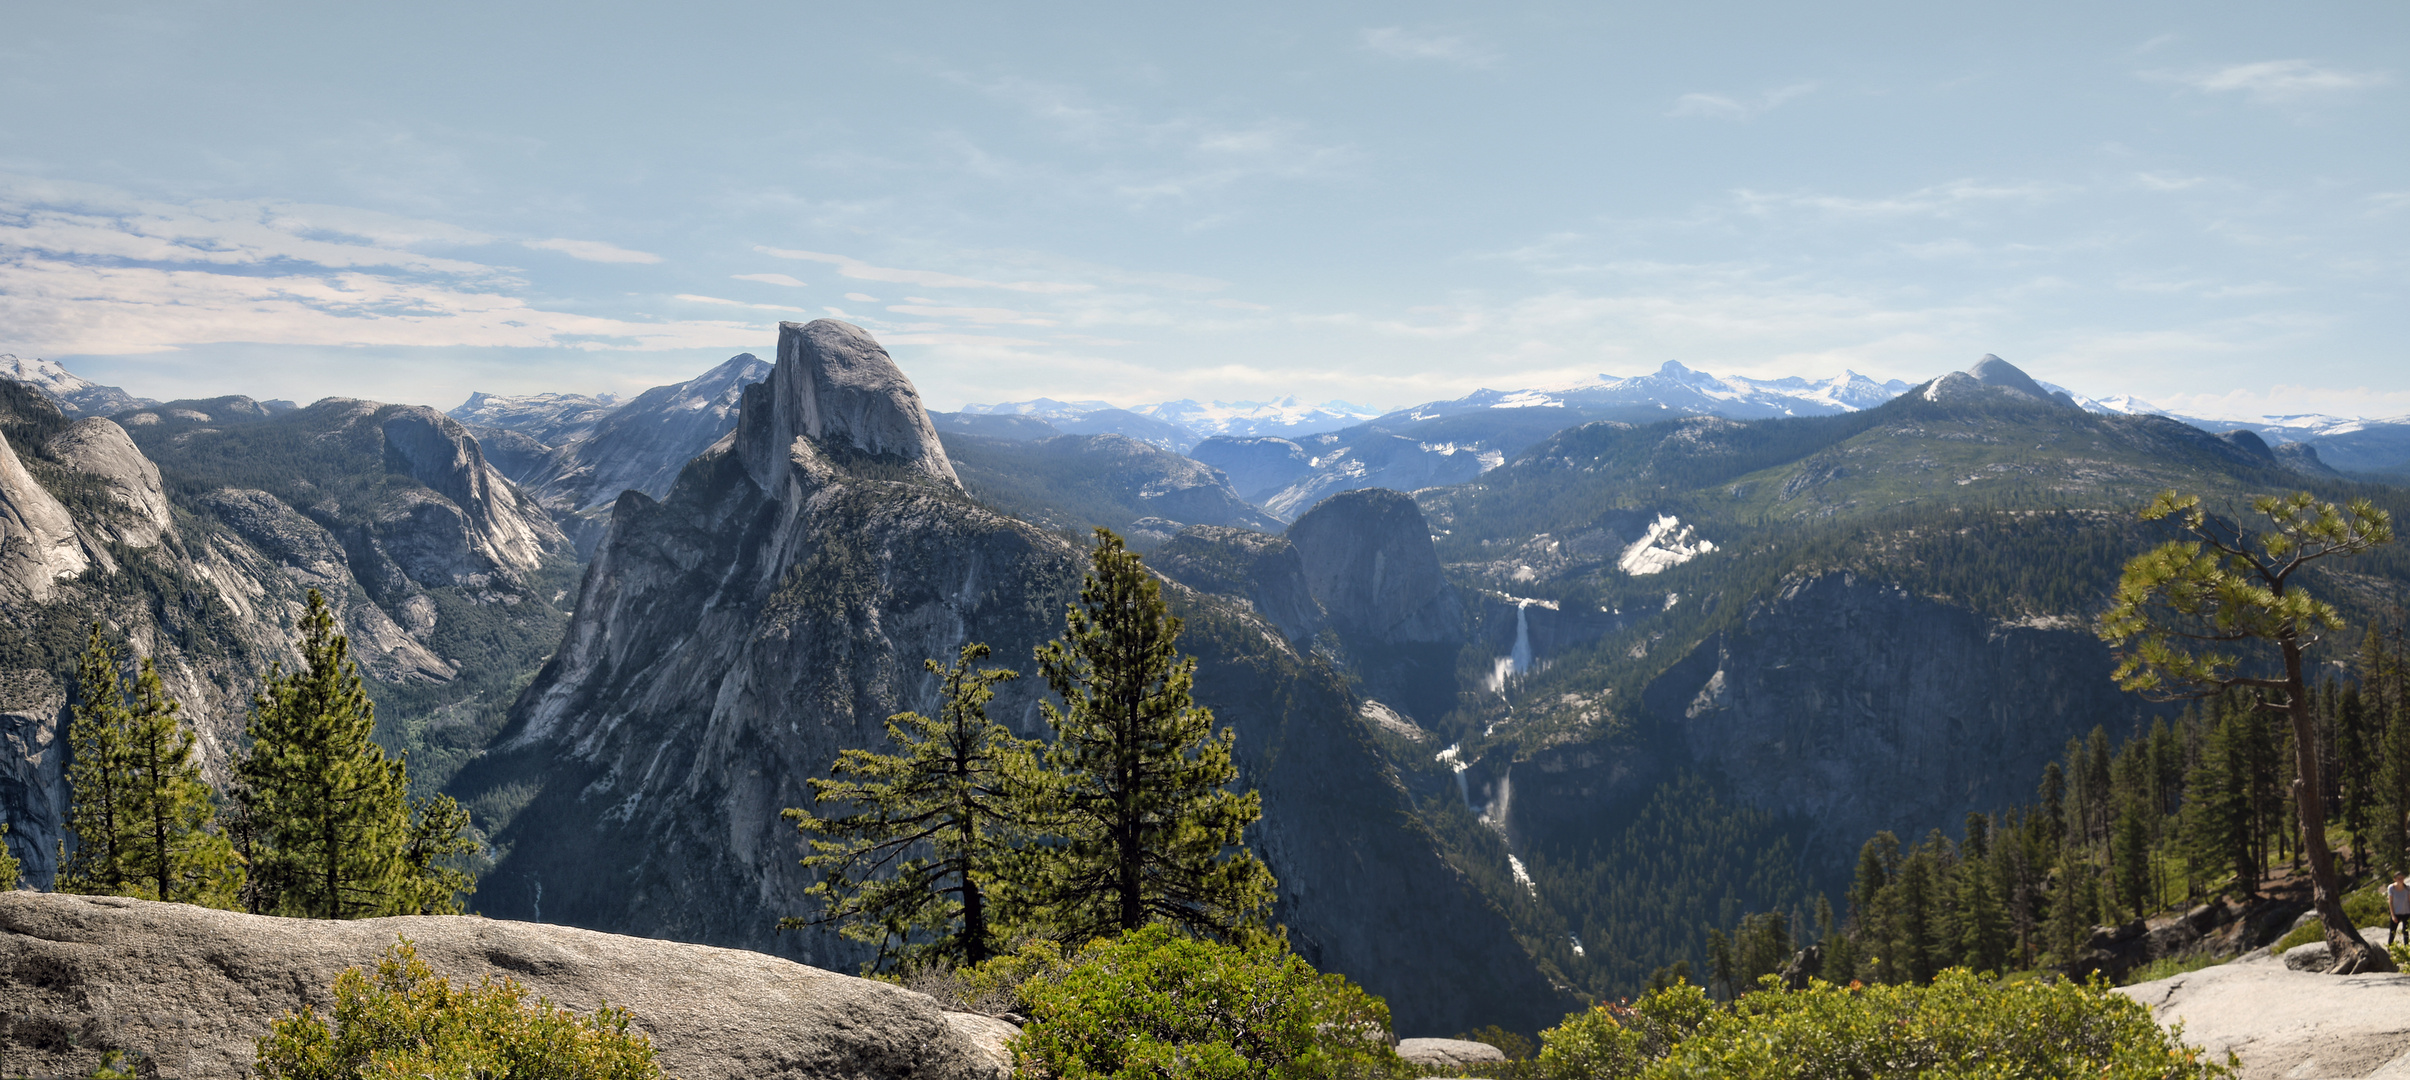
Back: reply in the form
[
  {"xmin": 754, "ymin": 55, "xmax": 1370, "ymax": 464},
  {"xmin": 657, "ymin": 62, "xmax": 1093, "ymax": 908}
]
[
  {"xmin": 1510, "ymin": 599, "xmax": 1533, "ymax": 676},
  {"xmin": 1487, "ymin": 599, "xmax": 1536, "ymax": 694}
]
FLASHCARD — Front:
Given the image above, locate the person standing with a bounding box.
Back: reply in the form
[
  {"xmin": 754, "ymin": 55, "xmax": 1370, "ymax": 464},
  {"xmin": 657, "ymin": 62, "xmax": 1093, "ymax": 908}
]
[{"xmin": 2388, "ymin": 872, "xmax": 2410, "ymax": 947}]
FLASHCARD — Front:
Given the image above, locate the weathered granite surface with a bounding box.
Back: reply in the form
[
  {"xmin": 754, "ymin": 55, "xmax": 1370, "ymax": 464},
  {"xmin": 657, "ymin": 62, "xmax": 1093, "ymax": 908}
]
[{"xmin": 0, "ymin": 892, "xmax": 1012, "ymax": 1080}]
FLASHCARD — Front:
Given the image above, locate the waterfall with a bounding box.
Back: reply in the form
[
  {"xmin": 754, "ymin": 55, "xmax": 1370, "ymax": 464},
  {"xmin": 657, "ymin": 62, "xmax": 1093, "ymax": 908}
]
[{"xmin": 1510, "ymin": 599, "xmax": 1533, "ymax": 676}]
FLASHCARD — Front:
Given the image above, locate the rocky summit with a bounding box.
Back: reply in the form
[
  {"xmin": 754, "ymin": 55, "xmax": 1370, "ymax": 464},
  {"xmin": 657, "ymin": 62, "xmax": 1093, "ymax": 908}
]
[
  {"xmin": 448, "ymin": 319, "xmax": 1578, "ymax": 1036},
  {"xmin": 0, "ymin": 892, "xmax": 1014, "ymax": 1080}
]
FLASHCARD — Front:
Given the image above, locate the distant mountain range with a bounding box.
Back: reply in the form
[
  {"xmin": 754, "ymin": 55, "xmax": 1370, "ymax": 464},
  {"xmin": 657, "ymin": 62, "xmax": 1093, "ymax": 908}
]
[{"xmin": 957, "ymin": 396, "xmax": 1381, "ymax": 450}]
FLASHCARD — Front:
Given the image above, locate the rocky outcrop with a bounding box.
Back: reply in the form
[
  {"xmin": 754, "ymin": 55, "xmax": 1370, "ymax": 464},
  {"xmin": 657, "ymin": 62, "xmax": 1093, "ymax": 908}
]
[
  {"xmin": 1289, "ymin": 489, "xmax": 1460, "ymax": 646},
  {"xmin": 0, "ymin": 428, "xmax": 89, "ymax": 601},
  {"xmin": 2120, "ymin": 940, "xmax": 2410, "ymax": 1080},
  {"xmin": 0, "ymin": 892, "xmax": 1012, "ymax": 1080},
  {"xmin": 1152, "ymin": 526, "xmax": 1323, "ymax": 644},
  {"xmin": 1286, "ymin": 489, "xmax": 1465, "ymax": 724},
  {"xmin": 1919, "ymin": 355, "xmax": 2080, "ymax": 411},
  {"xmin": 736, "ymin": 320, "xmax": 958, "ymax": 493},
  {"xmin": 453, "ymin": 323, "xmax": 1577, "ymax": 1037},
  {"xmin": 1395, "ymin": 1039, "xmax": 1508, "ymax": 1067},
  {"xmin": 43, "ymin": 419, "xmax": 172, "ymax": 549}
]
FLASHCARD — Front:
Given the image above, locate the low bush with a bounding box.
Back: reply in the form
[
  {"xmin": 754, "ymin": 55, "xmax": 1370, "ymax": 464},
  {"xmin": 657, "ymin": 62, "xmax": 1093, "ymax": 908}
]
[
  {"xmin": 1007, "ymin": 924, "xmax": 1401, "ymax": 1080},
  {"xmin": 2274, "ymin": 887, "xmax": 2393, "ymax": 955},
  {"xmin": 254, "ymin": 938, "xmax": 660, "ymax": 1080},
  {"xmin": 1530, "ymin": 971, "xmax": 2227, "ymax": 1080}
]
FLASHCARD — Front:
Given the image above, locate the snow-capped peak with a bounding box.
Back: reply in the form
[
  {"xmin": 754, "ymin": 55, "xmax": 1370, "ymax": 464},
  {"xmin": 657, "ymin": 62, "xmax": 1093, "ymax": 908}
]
[{"xmin": 0, "ymin": 355, "xmax": 96, "ymax": 396}]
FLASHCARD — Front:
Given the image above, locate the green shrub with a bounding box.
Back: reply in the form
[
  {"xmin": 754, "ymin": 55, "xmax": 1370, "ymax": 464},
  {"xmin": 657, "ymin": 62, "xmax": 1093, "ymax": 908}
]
[
  {"xmin": 1456, "ymin": 1025, "xmax": 1535, "ymax": 1062},
  {"xmin": 254, "ymin": 938, "xmax": 660, "ymax": 1080},
  {"xmin": 1010, "ymin": 923, "xmax": 1401, "ymax": 1080},
  {"xmin": 0, "ymin": 822, "xmax": 18, "ymax": 891},
  {"xmin": 2275, "ymin": 890, "xmax": 2392, "ymax": 955},
  {"xmin": 1532, "ymin": 972, "xmax": 2225, "ymax": 1080}
]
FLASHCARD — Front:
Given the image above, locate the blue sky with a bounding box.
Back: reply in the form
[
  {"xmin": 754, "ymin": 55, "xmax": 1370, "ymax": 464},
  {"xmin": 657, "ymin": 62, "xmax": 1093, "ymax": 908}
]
[{"xmin": 1, "ymin": 1, "xmax": 2402, "ymax": 418}]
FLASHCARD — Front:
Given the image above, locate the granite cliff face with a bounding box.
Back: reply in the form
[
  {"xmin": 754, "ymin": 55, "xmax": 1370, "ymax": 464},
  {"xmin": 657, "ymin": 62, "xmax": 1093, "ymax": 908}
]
[
  {"xmin": 0, "ymin": 379, "xmax": 574, "ymax": 884},
  {"xmin": 1504, "ymin": 572, "xmax": 2164, "ymax": 868},
  {"xmin": 454, "ymin": 320, "xmax": 1576, "ymax": 1036},
  {"xmin": 1286, "ymin": 489, "xmax": 1466, "ymax": 725}
]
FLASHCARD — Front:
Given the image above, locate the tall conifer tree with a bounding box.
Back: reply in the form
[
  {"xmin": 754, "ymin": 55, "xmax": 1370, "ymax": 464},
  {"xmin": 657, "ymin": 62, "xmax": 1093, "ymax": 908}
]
[
  {"xmin": 60, "ymin": 625, "xmax": 135, "ymax": 894},
  {"xmin": 238, "ymin": 590, "xmax": 412, "ymax": 919},
  {"xmin": 1027, "ymin": 529, "xmax": 1274, "ymax": 942},
  {"xmin": 783, "ymin": 643, "xmax": 1040, "ymax": 968},
  {"xmin": 122, "ymin": 656, "xmax": 242, "ymax": 905}
]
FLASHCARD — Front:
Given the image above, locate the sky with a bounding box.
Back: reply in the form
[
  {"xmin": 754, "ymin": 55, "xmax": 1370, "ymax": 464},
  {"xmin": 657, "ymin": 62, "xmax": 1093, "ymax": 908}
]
[{"xmin": 0, "ymin": 1, "xmax": 2403, "ymax": 418}]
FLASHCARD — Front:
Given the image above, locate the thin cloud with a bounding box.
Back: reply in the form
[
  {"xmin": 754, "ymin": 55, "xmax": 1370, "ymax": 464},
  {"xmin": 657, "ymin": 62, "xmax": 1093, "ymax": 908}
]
[
  {"xmin": 0, "ymin": 182, "xmax": 758, "ymax": 357},
  {"xmin": 1735, "ymin": 178, "xmax": 2065, "ymax": 218},
  {"xmin": 676, "ymin": 294, "xmax": 810, "ymax": 313},
  {"xmin": 756, "ymin": 246, "xmax": 1092, "ymax": 294},
  {"xmin": 887, "ymin": 303, "xmax": 1058, "ymax": 327},
  {"xmin": 2149, "ymin": 59, "xmax": 2390, "ymax": 102},
  {"xmin": 844, "ymin": 292, "xmax": 881, "ymax": 302},
  {"xmin": 523, "ymin": 238, "xmax": 663, "ymax": 264},
  {"xmin": 732, "ymin": 272, "xmax": 808, "ymax": 287},
  {"xmin": 1359, "ymin": 27, "xmax": 1495, "ymax": 68},
  {"xmin": 1668, "ymin": 83, "xmax": 1818, "ymax": 121}
]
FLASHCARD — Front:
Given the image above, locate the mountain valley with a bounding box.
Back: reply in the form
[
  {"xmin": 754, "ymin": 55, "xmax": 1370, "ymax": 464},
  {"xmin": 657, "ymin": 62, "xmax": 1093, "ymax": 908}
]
[{"xmin": 4, "ymin": 333, "xmax": 2409, "ymax": 1034}]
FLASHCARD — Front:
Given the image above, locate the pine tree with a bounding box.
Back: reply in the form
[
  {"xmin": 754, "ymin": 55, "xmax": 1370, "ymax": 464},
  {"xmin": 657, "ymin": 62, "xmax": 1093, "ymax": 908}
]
[
  {"xmin": 783, "ymin": 643, "xmax": 1040, "ymax": 968},
  {"xmin": 2113, "ymin": 802, "xmax": 2153, "ymax": 918},
  {"xmin": 1895, "ymin": 845, "xmax": 1939, "ymax": 984},
  {"xmin": 1027, "ymin": 529, "xmax": 1274, "ymax": 942},
  {"xmin": 120, "ymin": 656, "xmax": 243, "ymax": 905},
  {"xmin": 0, "ymin": 822, "xmax": 19, "ymax": 891},
  {"xmin": 238, "ymin": 590, "xmax": 412, "ymax": 919},
  {"xmin": 396, "ymin": 792, "xmax": 479, "ymax": 916},
  {"xmin": 2182, "ymin": 714, "xmax": 2255, "ymax": 897},
  {"xmin": 60, "ymin": 625, "xmax": 136, "ymax": 895},
  {"xmin": 2099, "ymin": 489, "xmax": 2395, "ymax": 971}
]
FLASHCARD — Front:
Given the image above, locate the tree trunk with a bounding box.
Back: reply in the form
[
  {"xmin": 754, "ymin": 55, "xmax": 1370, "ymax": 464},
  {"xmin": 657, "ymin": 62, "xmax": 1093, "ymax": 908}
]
[{"xmin": 2285, "ymin": 641, "xmax": 2396, "ymax": 974}]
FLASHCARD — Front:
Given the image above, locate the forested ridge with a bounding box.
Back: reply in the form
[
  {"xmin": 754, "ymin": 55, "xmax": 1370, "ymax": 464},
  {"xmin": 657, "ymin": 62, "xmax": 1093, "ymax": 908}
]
[{"xmin": 1380, "ymin": 390, "xmax": 2410, "ymax": 1000}]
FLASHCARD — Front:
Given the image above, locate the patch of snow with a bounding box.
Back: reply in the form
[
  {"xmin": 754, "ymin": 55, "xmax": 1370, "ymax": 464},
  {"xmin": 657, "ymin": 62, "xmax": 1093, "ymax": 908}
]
[{"xmin": 1619, "ymin": 514, "xmax": 1717, "ymax": 576}]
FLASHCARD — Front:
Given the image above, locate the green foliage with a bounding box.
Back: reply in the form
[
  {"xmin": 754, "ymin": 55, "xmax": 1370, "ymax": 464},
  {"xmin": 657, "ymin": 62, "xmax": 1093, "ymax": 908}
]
[
  {"xmin": 1009, "ymin": 923, "xmax": 1400, "ymax": 1080},
  {"xmin": 61, "ymin": 625, "xmax": 137, "ymax": 894},
  {"xmin": 784, "ymin": 642, "xmax": 1043, "ymax": 968},
  {"xmin": 0, "ymin": 822, "xmax": 19, "ymax": 891},
  {"xmin": 1532, "ymin": 972, "xmax": 2226, "ymax": 1080},
  {"xmin": 1455, "ymin": 1026, "xmax": 1534, "ymax": 1062},
  {"xmin": 1026, "ymin": 529, "xmax": 1275, "ymax": 942},
  {"xmin": 253, "ymin": 938, "xmax": 660, "ymax": 1080},
  {"xmin": 1534, "ymin": 982, "xmax": 1713, "ymax": 1080},
  {"xmin": 1507, "ymin": 775, "xmax": 1811, "ymax": 1000},
  {"xmin": 2100, "ymin": 490, "xmax": 2392, "ymax": 699},
  {"xmin": 60, "ymin": 624, "xmax": 243, "ymax": 905},
  {"xmin": 2274, "ymin": 888, "xmax": 2392, "ymax": 954},
  {"xmin": 238, "ymin": 590, "xmax": 475, "ymax": 918}
]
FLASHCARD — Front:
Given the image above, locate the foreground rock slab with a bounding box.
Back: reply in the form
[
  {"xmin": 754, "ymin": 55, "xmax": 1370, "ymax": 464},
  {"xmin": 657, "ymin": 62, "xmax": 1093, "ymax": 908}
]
[
  {"xmin": 1395, "ymin": 1038, "xmax": 1508, "ymax": 1068},
  {"xmin": 0, "ymin": 893, "xmax": 1011, "ymax": 1080},
  {"xmin": 2119, "ymin": 935, "xmax": 2410, "ymax": 1080}
]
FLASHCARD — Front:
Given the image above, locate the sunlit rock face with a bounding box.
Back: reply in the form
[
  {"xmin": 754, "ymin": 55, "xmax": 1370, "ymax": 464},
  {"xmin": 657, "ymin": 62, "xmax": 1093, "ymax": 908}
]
[{"xmin": 456, "ymin": 321, "xmax": 1578, "ymax": 1038}]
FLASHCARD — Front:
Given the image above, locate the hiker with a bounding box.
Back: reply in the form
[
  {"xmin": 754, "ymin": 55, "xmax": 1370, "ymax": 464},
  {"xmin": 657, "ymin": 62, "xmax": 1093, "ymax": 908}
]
[{"xmin": 2389, "ymin": 872, "xmax": 2410, "ymax": 947}]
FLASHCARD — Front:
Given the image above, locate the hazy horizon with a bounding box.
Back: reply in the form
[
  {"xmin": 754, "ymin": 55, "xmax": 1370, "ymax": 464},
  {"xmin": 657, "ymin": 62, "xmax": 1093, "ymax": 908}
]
[{"xmin": 3, "ymin": 2, "xmax": 2402, "ymax": 419}]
